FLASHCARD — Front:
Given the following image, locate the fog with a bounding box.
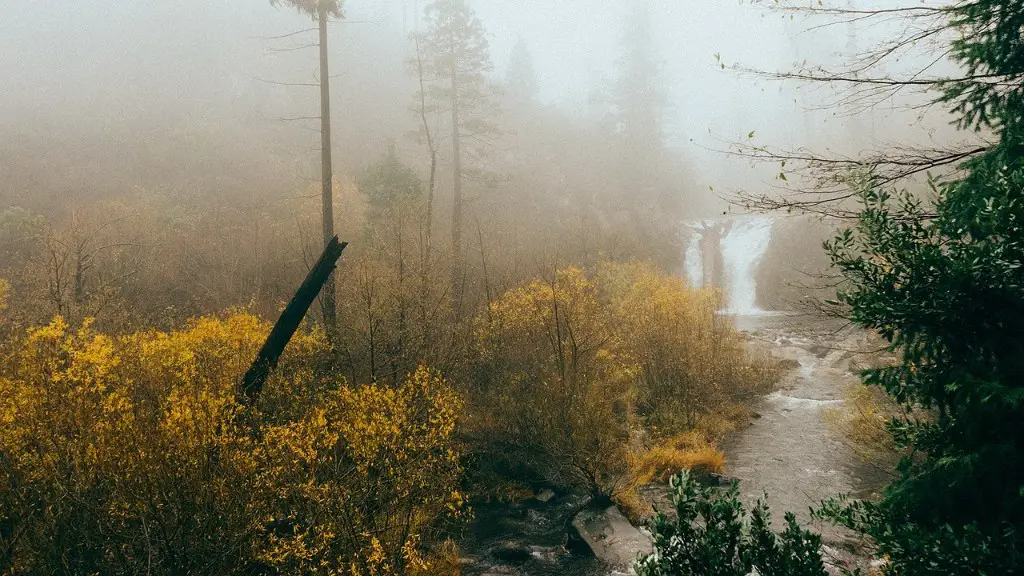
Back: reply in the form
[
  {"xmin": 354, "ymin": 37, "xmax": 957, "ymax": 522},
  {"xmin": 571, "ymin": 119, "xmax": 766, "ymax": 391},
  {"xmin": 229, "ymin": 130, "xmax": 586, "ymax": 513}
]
[
  {"xmin": 0, "ymin": 0, "xmax": 966, "ymax": 322},
  {"xmin": 2, "ymin": 0, "xmax": 947, "ymax": 206},
  {"xmin": 0, "ymin": 3, "xmax": 1001, "ymax": 572}
]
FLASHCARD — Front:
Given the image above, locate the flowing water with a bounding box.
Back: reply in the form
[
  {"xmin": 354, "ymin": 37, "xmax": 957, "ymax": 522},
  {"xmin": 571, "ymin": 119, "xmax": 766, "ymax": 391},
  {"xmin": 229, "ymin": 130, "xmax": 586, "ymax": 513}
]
[
  {"xmin": 725, "ymin": 315, "xmax": 890, "ymax": 537},
  {"xmin": 460, "ymin": 314, "xmax": 888, "ymax": 575},
  {"xmin": 720, "ymin": 216, "xmax": 775, "ymax": 314},
  {"xmin": 460, "ymin": 495, "xmax": 608, "ymax": 576},
  {"xmin": 461, "ymin": 222, "xmax": 886, "ymax": 574},
  {"xmin": 683, "ymin": 215, "xmax": 776, "ymax": 314},
  {"xmin": 683, "ymin": 225, "xmax": 705, "ymax": 289}
]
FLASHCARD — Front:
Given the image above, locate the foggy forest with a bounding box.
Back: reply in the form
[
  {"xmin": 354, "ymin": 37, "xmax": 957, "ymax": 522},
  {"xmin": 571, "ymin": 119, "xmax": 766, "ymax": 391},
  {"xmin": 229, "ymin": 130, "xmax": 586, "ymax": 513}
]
[{"xmin": 1, "ymin": 0, "xmax": 1021, "ymax": 574}]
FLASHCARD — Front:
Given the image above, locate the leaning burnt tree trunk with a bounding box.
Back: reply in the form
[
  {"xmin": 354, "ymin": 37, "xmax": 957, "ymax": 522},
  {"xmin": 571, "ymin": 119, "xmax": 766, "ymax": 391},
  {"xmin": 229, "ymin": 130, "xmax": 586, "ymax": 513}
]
[{"xmin": 241, "ymin": 236, "xmax": 347, "ymax": 404}]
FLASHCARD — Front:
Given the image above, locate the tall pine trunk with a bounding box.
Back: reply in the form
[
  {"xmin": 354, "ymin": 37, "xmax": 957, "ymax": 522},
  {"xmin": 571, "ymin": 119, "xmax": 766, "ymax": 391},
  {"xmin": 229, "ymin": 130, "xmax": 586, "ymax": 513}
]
[
  {"xmin": 450, "ymin": 58, "xmax": 463, "ymax": 314},
  {"xmin": 318, "ymin": 3, "xmax": 337, "ymax": 331}
]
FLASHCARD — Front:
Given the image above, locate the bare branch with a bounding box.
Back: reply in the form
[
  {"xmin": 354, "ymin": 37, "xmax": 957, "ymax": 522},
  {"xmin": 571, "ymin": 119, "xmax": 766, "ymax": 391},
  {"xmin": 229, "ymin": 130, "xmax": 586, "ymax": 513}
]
[
  {"xmin": 251, "ymin": 27, "xmax": 317, "ymax": 41},
  {"xmin": 252, "ymin": 76, "xmax": 320, "ymax": 88}
]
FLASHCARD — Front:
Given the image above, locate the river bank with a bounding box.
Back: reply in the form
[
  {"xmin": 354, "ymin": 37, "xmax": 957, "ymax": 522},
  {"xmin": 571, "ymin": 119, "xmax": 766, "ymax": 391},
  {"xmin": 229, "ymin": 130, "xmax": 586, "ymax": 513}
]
[{"xmin": 458, "ymin": 313, "xmax": 889, "ymax": 575}]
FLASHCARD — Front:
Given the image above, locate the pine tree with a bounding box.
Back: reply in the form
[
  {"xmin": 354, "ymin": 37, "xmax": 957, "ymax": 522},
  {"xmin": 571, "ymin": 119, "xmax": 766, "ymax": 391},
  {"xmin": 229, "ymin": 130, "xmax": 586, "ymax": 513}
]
[
  {"xmin": 612, "ymin": 0, "xmax": 665, "ymax": 158},
  {"xmin": 415, "ymin": 0, "xmax": 498, "ymax": 309},
  {"xmin": 820, "ymin": 1, "xmax": 1024, "ymax": 572},
  {"xmin": 505, "ymin": 38, "xmax": 538, "ymax": 105},
  {"xmin": 608, "ymin": 0, "xmax": 680, "ymax": 267}
]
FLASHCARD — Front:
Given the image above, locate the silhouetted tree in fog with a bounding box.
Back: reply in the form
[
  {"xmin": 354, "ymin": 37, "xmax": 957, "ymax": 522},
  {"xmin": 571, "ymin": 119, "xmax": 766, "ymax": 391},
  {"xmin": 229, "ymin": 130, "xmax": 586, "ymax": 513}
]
[
  {"xmin": 613, "ymin": 0, "xmax": 665, "ymax": 159},
  {"xmin": 416, "ymin": 0, "xmax": 499, "ymax": 312},
  {"xmin": 505, "ymin": 38, "xmax": 539, "ymax": 106},
  {"xmin": 730, "ymin": 1, "xmax": 990, "ymax": 218},
  {"xmin": 607, "ymin": 0, "xmax": 682, "ymax": 266}
]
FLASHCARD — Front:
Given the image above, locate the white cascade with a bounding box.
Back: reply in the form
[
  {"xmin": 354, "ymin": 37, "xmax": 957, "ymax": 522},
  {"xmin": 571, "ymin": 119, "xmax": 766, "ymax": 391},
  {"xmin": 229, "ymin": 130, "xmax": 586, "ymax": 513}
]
[
  {"xmin": 720, "ymin": 216, "xmax": 775, "ymax": 315},
  {"xmin": 683, "ymin": 225, "xmax": 705, "ymax": 288}
]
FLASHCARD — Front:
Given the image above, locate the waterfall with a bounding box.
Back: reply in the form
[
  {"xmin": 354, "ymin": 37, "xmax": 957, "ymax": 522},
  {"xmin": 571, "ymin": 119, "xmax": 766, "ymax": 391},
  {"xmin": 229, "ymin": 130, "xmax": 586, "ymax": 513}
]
[
  {"xmin": 720, "ymin": 216, "xmax": 775, "ymax": 314},
  {"xmin": 683, "ymin": 226, "xmax": 704, "ymax": 288}
]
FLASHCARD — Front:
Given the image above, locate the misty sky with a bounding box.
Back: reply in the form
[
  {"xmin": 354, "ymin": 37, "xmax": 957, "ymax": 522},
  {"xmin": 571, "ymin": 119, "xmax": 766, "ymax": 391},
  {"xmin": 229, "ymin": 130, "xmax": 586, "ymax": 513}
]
[{"xmin": 0, "ymin": 0, "xmax": 945, "ymax": 195}]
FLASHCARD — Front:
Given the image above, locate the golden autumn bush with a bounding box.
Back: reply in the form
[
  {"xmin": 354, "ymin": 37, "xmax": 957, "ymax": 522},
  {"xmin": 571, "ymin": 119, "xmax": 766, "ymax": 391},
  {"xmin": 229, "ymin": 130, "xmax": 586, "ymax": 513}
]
[
  {"xmin": 468, "ymin": 263, "xmax": 779, "ymax": 501},
  {"xmin": 602, "ymin": 262, "xmax": 779, "ymax": 435},
  {"xmin": 824, "ymin": 382, "xmax": 903, "ymax": 474},
  {"xmin": 469, "ymin": 267, "xmax": 635, "ymax": 500},
  {"xmin": 0, "ymin": 311, "xmax": 464, "ymax": 575}
]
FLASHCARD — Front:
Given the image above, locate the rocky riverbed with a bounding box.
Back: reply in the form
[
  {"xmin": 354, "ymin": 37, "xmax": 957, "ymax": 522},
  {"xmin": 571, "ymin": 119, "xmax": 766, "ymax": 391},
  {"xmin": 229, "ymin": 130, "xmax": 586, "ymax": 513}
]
[
  {"xmin": 459, "ymin": 313, "xmax": 890, "ymax": 575},
  {"xmin": 727, "ymin": 314, "xmax": 891, "ymax": 571}
]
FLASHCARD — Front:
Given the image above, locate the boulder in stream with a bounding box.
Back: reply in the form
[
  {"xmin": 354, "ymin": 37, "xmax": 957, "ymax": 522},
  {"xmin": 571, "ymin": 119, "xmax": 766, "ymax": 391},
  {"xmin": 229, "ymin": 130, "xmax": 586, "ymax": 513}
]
[{"xmin": 571, "ymin": 506, "xmax": 652, "ymax": 571}]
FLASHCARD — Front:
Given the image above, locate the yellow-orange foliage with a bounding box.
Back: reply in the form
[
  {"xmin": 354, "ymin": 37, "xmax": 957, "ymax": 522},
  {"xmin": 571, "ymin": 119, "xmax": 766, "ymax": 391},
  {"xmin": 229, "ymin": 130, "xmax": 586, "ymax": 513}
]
[
  {"xmin": 602, "ymin": 262, "xmax": 778, "ymax": 433},
  {"xmin": 471, "ymin": 267, "xmax": 635, "ymax": 496},
  {"xmin": 0, "ymin": 312, "xmax": 463, "ymax": 575},
  {"xmin": 628, "ymin": 431, "xmax": 726, "ymax": 485},
  {"xmin": 470, "ymin": 263, "xmax": 778, "ymax": 499}
]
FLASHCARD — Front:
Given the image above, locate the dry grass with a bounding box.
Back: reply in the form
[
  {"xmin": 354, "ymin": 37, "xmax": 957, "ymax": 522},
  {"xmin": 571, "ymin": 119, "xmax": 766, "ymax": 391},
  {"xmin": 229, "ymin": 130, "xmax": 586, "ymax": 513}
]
[
  {"xmin": 629, "ymin": 431, "xmax": 726, "ymax": 485},
  {"xmin": 694, "ymin": 402, "xmax": 755, "ymax": 441},
  {"xmin": 824, "ymin": 383, "xmax": 901, "ymax": 473},
  {"xmin": 614, "ymin": 431, "xmax": 727, "ymax": 523},
  {"xmin": 420, "ymin": 539, "xmax": 461, "ymax": 576}
]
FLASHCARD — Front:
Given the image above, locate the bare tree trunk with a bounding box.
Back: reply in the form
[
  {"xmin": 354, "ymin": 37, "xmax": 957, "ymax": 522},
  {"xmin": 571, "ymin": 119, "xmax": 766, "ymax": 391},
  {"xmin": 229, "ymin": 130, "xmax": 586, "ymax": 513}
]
[
  {"xmin": 413, "ymin": 33, "xmax": 437, "ymax": 356},
  {"xmin": 318, "ymin": 3, "xmax": 337, "ymax": 332},
  {"xmin": 450, "ymin": 59, "xmax": 463, "ymax": 314},
  {"xmin": 475, "ymin": 217, "xmax": 492, "ymax": 323},
  {"xmin": 426, "ymin": 154, "xmax": 436, "ymax": 264}
]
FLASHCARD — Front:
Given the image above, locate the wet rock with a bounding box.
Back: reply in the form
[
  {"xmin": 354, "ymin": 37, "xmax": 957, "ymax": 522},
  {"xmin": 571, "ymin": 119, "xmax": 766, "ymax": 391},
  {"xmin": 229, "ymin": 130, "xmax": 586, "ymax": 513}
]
[
  {"xmin": 536, "ymin": 488, "xmax": 556, "ymax": 503},
  {"xmin": 701, "ymin": 472, "xmax": 740, "ymax": 487},
  {"xmin": 776, "ymin": 358, "xmax": 801, "ymax": 371},
  {"xmin": 489, "ymin": 542, "xmax": 533, "ymax": 565},
  {"xmin": 571, "ymin": 505, "xmax": 652, "ymax": 569},
  {"xmin": 811, "ymin": 345, "xmax": 831, "ymax": 358},
  {"xmin": 527, "ymin": 544, "xmax": 564, "ymax": 563},
  {"xmin": 479, "ymin": 567, "xmax": 516, "ymax": 576}
]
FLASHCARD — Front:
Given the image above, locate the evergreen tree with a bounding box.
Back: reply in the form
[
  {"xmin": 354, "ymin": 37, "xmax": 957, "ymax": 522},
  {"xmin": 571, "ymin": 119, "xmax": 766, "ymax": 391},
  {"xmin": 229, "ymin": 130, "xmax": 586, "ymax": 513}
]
[
  {"xmin": 819, "ymin": 1, "xmax": 1024, "ymax": 572},
  {"xmin": 607, "ymin": 0, "xmax": 682, "ymax": 268},
  {"xmin": 612, "ymin": 0, "xmax": 665, "ymax": 157},
  {"xmin": 415, "ymin": 0, "xmax": 499, "ymax": 308},
  {"xmin": 357, "ymin": 146, "xmax": 423, "ymax": 229},
  {"xmin": 505, "ymin": 38, "xmax": 539, "ymax": 105}
]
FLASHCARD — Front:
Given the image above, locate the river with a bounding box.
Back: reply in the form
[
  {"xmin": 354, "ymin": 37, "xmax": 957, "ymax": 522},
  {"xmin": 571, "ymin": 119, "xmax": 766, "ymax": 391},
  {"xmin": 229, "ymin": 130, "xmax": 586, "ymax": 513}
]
[{"xmin": 459, "ymin": 312, "xmax": 888, "ymax": 575}]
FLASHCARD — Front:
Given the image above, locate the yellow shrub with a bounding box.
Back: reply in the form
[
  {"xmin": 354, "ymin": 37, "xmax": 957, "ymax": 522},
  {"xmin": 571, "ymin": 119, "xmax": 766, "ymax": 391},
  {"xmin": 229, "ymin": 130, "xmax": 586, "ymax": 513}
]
[
  {"xmin": 469, "ymin": 263, "xmax": 775, "ymax": 500},
  {"xmin": 471, "ymin": 267, "xmax": 634, "ymax": 497},
  {"xmin": 256, "ymin": 365, "xmax": 466, "ymax": 575},
  {"xmin": 602, "ymin": 261, "xmax": 778, "ymax": 434},
  {"xmin": 0, "ymin": 312, "xmax": 463, "ymax": 575}
]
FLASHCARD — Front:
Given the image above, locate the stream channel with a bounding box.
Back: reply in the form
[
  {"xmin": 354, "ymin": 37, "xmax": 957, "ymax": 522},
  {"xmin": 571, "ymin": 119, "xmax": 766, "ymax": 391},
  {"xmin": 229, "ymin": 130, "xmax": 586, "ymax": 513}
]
[{"xmin": 458, "ymin": 313, "xmax": 889, "ymax": 575}]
